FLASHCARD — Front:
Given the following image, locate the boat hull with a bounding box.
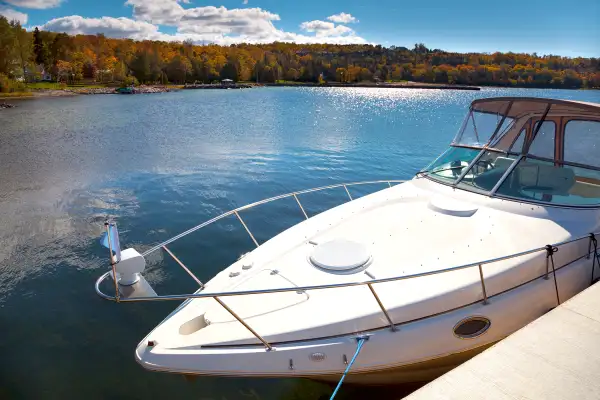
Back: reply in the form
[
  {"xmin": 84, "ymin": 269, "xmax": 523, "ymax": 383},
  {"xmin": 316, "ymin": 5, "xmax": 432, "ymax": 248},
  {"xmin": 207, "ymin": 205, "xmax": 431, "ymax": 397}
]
[
  {"xmin": 314, "ymin": 342, "xmax": 496, "ymax": 385},
  {"xmin": 136, "ymin": 254, "xmax": 593, "ymax": 384}
]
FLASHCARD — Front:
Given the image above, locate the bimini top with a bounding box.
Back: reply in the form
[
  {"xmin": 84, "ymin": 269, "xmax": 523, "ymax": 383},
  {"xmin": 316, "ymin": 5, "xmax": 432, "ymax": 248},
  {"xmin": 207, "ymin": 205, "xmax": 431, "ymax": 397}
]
[
  {"xmin": 423, "ymin": 97, "xmax": 600, "ymax": 207},
  {"xmin": 471, "ymin": 97, "xmax": 600, "ymax": 119}
]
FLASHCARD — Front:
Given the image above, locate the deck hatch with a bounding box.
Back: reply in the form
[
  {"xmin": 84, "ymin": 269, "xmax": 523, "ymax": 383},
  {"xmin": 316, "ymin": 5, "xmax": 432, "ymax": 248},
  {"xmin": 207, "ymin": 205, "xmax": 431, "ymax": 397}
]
[{"xmin": 309, "ymin": 239, "xmax": 371, "ymax": 273}]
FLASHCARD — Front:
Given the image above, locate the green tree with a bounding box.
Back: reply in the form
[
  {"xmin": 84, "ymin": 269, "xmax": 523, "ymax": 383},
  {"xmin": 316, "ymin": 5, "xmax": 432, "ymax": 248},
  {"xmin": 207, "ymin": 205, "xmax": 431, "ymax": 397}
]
[
  {"xmin": 220, "ymin": 61, "xmax": 239, "ymax": 81},
  {"xmin": 285, "ymin": 67, "xmax": 299, "ymax": 81},
  {"xmin": 11, "ymin": 21, "xmax": 32, "ymax": 81},
  {"xmin": 0, "ymin": 16, "xmax": 16, "ymax": 76},
  {"xmin": 130, "ymin": 50, "xmax": 151, "ymax": 83},
  {"xmin": 166, "ymin": 55, "xmax": 192, "ymax": 83},
  {"xmin": 32, "ymin": 27, "xmax": 49, "ymax": 67}
]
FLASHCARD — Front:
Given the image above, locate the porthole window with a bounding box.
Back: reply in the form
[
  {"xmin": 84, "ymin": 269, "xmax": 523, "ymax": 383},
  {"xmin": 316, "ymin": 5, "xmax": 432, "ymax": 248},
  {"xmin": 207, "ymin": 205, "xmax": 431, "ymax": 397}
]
[{"xmin": 453, "ymin": 316, "xmax": 491, "ymax": 339}]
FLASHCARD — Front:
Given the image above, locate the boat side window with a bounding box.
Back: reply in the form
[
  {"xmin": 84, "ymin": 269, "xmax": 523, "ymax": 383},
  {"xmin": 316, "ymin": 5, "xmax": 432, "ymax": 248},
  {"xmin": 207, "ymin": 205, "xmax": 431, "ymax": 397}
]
[
  {"xmin": 528, "ymin": 121, "xmax": 556, "ymax": 159},
  {"xmin": 423, "ymin": 146, "xmax": 480, "ymax": 183},
  {"xmin": 494, "ymin": 157, "xmax": 600, "ymax": 206},
  {"xmin": 564, "ymin": 120, "xmax": 600, "ymax": 167},
  {"xmin": 559, "ymin": 120, "xmax": 600, "ymax": 205},
  {"xmin": 456, "ymin": 151, "xmax": 518, "ymax": 192}
]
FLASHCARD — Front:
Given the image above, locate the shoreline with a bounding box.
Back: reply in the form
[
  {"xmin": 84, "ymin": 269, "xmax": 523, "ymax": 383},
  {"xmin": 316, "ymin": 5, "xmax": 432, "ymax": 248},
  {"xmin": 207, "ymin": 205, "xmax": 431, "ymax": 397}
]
[
  {"xmin": 3, "ymin": 82, "xmax": 596, "ymax": 103},
  {"xmin": 0, "ymin": 85, "xmax": 181, "ymax": 103},
  {"xmin": 182, "ymin": 82, "xmax": 481, "ymax": 90},
  {"xmin": 262, "ymin": 82, "xmax": 481, "ymax": 90}
]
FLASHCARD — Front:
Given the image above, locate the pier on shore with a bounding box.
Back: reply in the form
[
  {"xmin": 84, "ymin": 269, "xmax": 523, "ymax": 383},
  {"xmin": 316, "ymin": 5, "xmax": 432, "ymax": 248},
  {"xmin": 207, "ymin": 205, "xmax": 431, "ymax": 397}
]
[{"xmin": 405, "ymin": 281, "xmax": 600, "ymax": 400}]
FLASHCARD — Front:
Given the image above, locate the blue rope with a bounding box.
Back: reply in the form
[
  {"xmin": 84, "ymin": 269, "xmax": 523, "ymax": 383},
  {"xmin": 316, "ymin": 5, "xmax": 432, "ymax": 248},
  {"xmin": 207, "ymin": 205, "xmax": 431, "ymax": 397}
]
[{"xmin": 330, "ymin": 337, "xmax": 368, "ymax": 400}]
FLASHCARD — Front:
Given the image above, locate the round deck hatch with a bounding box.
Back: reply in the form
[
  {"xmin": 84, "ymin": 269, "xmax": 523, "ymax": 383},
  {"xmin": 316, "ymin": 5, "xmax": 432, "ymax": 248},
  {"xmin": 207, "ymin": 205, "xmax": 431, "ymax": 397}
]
[{"xmin": 309, "ymin": 239, "xmax": 371, "ymax": 271}]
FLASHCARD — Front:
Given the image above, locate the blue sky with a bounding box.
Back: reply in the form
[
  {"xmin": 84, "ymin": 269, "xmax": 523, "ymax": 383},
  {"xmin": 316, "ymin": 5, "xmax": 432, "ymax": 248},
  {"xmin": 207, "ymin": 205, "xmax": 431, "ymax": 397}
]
[{"xmin": 0, "ymin": 0, "xmax": 598, "ymax": 57}]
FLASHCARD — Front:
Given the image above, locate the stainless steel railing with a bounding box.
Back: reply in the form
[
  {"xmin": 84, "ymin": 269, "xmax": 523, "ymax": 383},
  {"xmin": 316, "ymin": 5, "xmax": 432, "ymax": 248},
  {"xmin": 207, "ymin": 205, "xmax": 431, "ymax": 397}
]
[
  {"xmin": 95, "ymin": 179, "xmax": 599, "ymax": 350},
  {"xmin": 140, "ymin": 180, "xmax": 403, "ymax": 257}
]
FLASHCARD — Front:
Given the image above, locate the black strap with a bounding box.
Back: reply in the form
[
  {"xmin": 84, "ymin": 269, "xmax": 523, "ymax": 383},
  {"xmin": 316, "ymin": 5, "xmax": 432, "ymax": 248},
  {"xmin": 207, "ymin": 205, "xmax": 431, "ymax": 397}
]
[
  {"xmin": 590, "ymin": 234, "xmax": 599, "ymax": 284},
  {"xmin": 546, "ymin": 245, "xmax": 560, "ymax": 305}
]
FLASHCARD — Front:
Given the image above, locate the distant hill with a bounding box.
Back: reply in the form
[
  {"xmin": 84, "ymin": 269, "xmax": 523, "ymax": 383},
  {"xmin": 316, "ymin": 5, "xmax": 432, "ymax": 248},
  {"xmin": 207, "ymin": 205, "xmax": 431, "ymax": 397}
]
[{"xmin": 1, "ymin": 16, "xmax": 598, "ymax": 89}]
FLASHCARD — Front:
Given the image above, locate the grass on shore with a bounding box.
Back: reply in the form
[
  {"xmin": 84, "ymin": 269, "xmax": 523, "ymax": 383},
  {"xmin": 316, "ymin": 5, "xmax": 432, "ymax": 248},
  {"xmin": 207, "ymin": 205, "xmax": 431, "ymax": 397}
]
[
  {"xmin": 0, "ymin": 92, "xmax": 34, "ymax": 98},
  {"xmin": 27, "ymin": 82, "xmax": 108, "ymax": 90}
]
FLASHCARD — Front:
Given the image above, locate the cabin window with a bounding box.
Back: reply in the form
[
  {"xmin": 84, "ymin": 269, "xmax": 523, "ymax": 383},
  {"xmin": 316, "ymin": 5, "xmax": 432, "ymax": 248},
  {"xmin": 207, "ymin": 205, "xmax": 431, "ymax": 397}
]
[
  {"xmin": 454, "ymin": 316, "xmax": 490, "ymax": 339},
  {"xmin": 564, "ymin": 121, "xmax": 600, "ymax": 168},
  {"xmin": 528, "ymin": 121, "xmax": 556, "ymax": 159}
]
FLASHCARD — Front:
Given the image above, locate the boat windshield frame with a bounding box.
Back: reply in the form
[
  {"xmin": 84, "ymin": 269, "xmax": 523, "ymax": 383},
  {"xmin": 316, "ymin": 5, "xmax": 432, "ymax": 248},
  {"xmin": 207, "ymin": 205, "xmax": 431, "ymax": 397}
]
[{"xmin": 421, "ymin": 97, "xmax": 600, "ymax": 209}]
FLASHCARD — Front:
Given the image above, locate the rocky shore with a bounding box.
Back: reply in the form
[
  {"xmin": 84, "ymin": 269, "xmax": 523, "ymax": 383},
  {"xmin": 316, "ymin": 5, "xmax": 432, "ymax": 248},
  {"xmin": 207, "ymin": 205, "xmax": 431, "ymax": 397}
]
[
  {"xmin": 24, "ymin": 85, "xmax": 179, "ymax": 98},
  {"xmin": 183, "ymin": 83, "xmax": 253, "ymax": 89},
  {"xmin": 69, "ymin": 85, "xmax": 179, "ymax": 95}
]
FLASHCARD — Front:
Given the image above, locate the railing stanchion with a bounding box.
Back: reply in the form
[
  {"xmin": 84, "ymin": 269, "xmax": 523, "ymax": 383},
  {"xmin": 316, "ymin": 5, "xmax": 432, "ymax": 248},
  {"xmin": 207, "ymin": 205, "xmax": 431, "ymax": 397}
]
[
  {"xmin": 343, "ymin": 185, "xmax": 353, "ymax": 201},
  {"xmin": 212, "ymin": 296, "xmax": 272, "ymax": 350},
  {"xmin": 162, "ymin": 246, "xmax": 204, "ymax": 288},
  {"xmin": 234, "ymin": 210, "xmax": 259, "ymax": 248},
  {"xmin": 367, "ymin": 283, "xmax": 396, "ymax": 331},
  {"xmin": 478, "ymin": 264, "xmax": 488, "ymax": 305},
  {"xmin": 293, "ymin": 194, "xmax": 309, "ymax": 220},
  {"xmin": 587, "ymin": 236, "xmax": 592, "ymax": 260}
]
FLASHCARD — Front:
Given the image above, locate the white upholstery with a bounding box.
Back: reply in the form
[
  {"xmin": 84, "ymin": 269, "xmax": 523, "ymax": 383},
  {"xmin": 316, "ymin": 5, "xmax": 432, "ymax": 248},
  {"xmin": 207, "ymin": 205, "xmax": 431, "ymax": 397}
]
[
  {"xmin": 494, "ymin": 156, "xmax": 515, "ymax": 170},
  {"xmin": 516, "ymin": 162, "xmax": 575, "ymax": 195}
]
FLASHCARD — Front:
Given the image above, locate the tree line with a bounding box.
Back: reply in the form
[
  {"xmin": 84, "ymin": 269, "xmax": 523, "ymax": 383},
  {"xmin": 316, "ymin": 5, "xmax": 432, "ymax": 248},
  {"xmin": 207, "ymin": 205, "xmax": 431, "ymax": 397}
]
[{"xmin": 1, "ymin": 15, "xmax": 599, "ymax": 90}]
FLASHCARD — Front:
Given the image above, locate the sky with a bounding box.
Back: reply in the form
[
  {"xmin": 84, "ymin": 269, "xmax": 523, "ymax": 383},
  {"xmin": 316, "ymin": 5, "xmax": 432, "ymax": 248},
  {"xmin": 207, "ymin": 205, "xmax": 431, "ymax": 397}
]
[{"xmin": 0, "ymin": 0, "xmax": 598, "ymax": 57}]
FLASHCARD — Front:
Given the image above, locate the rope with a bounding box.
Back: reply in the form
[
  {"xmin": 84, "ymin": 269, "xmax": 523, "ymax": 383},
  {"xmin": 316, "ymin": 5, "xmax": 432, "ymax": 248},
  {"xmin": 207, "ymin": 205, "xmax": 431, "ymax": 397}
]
[
  {"xmin": 546, "ymin": 245, "xmax": 560, "ymax": 305},
  {"xmin": 590, "ymin": 234, "xmax": 600, "ymax": 285},
  {"xmin": 330, "ymin": 336, "xmax": 368, "ymax": 400}
]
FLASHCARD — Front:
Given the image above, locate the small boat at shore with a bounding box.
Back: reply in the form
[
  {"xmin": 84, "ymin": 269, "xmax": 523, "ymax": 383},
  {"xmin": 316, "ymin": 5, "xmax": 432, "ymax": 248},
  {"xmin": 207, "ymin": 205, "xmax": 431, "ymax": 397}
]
[
  {"xmin": 116, "ymin": 86, "xmax": 135, "ymax": 94},
  {"xmin": 96, "ymin": 97, "xmax": 600, "ymax": 385}
]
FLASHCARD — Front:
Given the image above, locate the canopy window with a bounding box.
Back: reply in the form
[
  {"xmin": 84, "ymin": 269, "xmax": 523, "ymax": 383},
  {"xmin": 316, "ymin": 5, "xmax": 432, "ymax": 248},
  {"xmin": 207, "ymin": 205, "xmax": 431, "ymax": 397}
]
[{"xmin": 424, "ymin": 97, "xmax": 600, "ymax": 207}]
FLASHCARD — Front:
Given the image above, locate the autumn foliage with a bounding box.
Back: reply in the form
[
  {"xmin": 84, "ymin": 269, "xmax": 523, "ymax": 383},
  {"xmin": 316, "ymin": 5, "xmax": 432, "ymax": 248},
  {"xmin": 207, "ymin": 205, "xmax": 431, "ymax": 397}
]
[{"xmin": 1, "ymin": 15, "xmax": 599, "ymax": 89}]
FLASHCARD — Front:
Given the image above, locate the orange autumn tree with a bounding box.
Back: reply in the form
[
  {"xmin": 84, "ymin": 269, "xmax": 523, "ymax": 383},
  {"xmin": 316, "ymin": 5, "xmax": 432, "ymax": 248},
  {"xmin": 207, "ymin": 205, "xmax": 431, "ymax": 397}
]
[{"xmin": 0, "ymin": 15, "xmax": 596, "ymax": 89}]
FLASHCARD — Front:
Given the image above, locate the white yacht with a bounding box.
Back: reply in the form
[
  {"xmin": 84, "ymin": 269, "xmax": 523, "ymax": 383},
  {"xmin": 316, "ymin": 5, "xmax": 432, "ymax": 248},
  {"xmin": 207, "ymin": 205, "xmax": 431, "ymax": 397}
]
[{"xmin": 96, "ymin": 97, "xmax": 600, "ymax": 385}]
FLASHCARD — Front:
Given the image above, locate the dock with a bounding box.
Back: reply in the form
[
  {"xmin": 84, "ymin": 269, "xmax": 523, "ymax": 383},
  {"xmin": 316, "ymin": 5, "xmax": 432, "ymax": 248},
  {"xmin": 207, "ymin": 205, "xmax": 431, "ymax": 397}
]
[
  {"xmin": 406, "ymin": 282, "xmax": 600, "ymax": 399},
  {"xmin": 183, "ymin": 83, "xmax": 252, "ymax": 89}
]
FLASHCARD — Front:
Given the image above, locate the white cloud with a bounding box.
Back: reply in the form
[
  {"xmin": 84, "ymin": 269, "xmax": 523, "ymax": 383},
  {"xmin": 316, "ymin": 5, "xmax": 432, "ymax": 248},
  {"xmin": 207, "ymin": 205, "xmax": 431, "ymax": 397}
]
[
  {"xmin": 0, "ymin": 6, "xmax": 28, "ymax": 24},
  {"xmin": 243, "ymin": 0, "xmax": 248, "ymax": 4},
  {"xmin": 126, "ymin": 0, "xmax": 184, "ymax": 25},
  {"xmin": 127, "ymin": 1, "xmax": 281, "ymax": 37},
  {"xmin": 327, "ymin": 12, "xmax": 357, "ymax": 24},
  {"xmin": 3, "ymin": 0, "xmax": 62, "ymax": 9},
  {"xmin": 39, "ymin": 16, "xmax": 159, "ymax": 39},
  {"xmin": 36, "ymin": 2, "xmax": 368, "ymax": 45},
  {"xmin": 300, "ymin": 20, "xmax": 354, "ymax": 37}
]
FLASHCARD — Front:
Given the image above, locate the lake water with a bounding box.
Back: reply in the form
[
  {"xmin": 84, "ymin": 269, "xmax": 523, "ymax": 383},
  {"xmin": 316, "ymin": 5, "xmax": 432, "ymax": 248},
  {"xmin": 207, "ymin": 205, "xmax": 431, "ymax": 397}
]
[{"xmin": 1, "ymin": 87, "xmax": 599, "ymax": 400}]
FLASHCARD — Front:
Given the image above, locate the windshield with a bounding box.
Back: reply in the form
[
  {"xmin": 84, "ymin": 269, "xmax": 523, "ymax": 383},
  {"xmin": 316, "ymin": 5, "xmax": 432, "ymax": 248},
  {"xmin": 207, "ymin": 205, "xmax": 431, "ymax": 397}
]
[
  {"xmin": 421, "ymin": 147, "xmax": 480, "ymax": 183},
  {"xmin": 453, "ymin": 100, "xmax": 513, "ymax": 147}
]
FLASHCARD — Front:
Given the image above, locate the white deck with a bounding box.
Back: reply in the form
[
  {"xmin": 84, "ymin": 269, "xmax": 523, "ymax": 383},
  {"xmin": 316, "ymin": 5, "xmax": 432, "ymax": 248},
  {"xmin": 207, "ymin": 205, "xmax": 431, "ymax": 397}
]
[{"xmin": 405, "ymin": 281, "xmax": 600, "ymax": 400}]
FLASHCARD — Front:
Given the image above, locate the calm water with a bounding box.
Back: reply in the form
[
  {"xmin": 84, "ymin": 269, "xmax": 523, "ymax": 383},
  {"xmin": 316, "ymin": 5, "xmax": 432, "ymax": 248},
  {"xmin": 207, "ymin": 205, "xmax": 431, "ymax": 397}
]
[{"xmin": 1, "ymin": 87, "xmax": 599, "ymax": 400}]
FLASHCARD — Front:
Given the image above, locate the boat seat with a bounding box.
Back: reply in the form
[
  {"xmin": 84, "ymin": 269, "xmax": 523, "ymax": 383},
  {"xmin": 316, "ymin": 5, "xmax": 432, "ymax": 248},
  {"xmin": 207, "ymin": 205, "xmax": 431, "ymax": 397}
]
[
  {"xmin": 515, "ymin": 162, "xmax": 575, "ymax": 195},
  {"xmin": 493, "ymin": 156, "xmax": 514, "ymax": 170}
]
